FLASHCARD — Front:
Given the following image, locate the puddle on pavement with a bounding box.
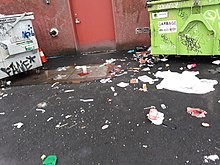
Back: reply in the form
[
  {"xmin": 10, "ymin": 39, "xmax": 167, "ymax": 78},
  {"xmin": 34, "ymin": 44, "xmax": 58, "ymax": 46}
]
[{"xmin": 7, "ymin": 64, "xmax": 114, "ymax": 86}]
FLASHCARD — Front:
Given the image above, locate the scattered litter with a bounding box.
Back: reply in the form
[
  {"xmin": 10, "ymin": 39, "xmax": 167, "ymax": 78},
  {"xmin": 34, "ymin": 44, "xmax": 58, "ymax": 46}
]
[
  {"xmin": 202, "ymin": 122, "xmax": 210, "ymax": 128},
  {"xmin": 51, "ymin": 82, "xmax": 59, "ymax": 88},
  {"xmin": 53, "ymin": 74, "xmax": 67, "ymax": 80},
  {"xmin": 41, "ymin": 154, "xmax": 47, "ymax": 160},
  {"xmin": 13, "ymin": 122, "xmax": 24, "ymax": 129},
  {"xmin": 47, "ymin": 117, "xmax": 54, "ymax": 122},
  {"xmin": 218, "ymin": 100, "xmax": 220, "ymax": 103},
  {"xmin": 43, "ymin": 155, "xmax": 57, "ymax": 165},
  {"xmin": 105, "ymin": 58, "xmax": 116, "ymax": 64},
  {"xmin": 55, "ymin": 122, "xmax": 68, "ymax": 129},
  {"xmin": 64, "ymin": 89, "xmax": 75, "ymax": 93},
  {"xmin": 115, "ymin": 71, "xmax": 128, "ymax": 77},
  {"xmin": 165, "ymin": 64, "xmax": 170, "ymax": 68},
  {"xmin": 114, "ymin": 93, "xmax": 118, "ymax": 96},
  {"xmin": 80, "ymin": 99, "xmax": 94, "ymax": 102},
  {"xmin": 158, "ymin": 67, "xmax": 163, "ymax": 70},
  {"xmin": 107, "ymin": 98, "xmax": 112, "ymax": 102},
  {"xmin": 187, "ymin": 64, "xmax": 197, "ymax": 70},
  {"xmin": 130, "ymin": 78, "xmax": 139, "ymax": 84},
  {"xmin": 160, "ymin": 104, "xmax": 167, "ymax": 109},
  {"xmin": 139, "ymin": 84, "xmax": 148, "ymax": 92},
  {"xmin": 187, "ymin": 107, "xmax": 207, "ymax": 118},
  {"xmin": 138, "ymin": 75, "xmax": 154, "ymax": 84},
  {"xmin": 117, "ymin": 82, "xmax": 129, "ymax": 88},
  {"xmin": 215, "ymin": 147, "xmax": 220, "ymax": 151},
  {"xmin": 155, "ymin": 71, "xmax": 218, "ymax": 94},
  {"xmin": 100, "ymin": 78, "xmax": 112, "ymax": 84},
  {"xmin": 37, "ymin": 102, "xmax": 47, "ymax": 108},
  {"xmin": 56, "ymin": 66, "xmax": 68, "ymax": 71},
  {"xmin": 204, "ymin": 154, "xmax": 219, "ymax": 163},
  {"xmin": 212, "ymin": 60, "xmax": 220, "ymax": 65},
  {"xmin": 142, "ymin": 67, "xmax": 150, "ymax": 71},
  {"xmin": 2, "ymin": 94, "xmax": 8, "ymax": 97},
  {"xmin": 65, "ymin": 115, "xmax": 72, "ymax": 119},
  {"xmin": 110, "ymin": 86, "xmax": 115, "ymax": 92},
  {"xmin": 0, "ymin": 112, "xmax": 5, "ymax": 115},
  {"xmin": 179, "ymin": 67, "xmax": 184, "ymax": 70},
  {"xmin": 128, "ymin": 67, "xmax": 141, "ymax": 71},
  {"xmin": 36, "ymin": 108, "xmax": 46, "ymax": 113},
  {"xmin": 147, "ymin": 107, "xmax": 164, "ymax": 125},
  {"xmin": 102, "ymin": 124, "xmax": 109, "ymax": 130},
  {"xmin": 160, "ymin": 58, "xmax": 168, "ymax": 62},
  {"xmin": 142, "ymin": 145, "xmax": 148, "ymax": 148},
  {"xmin": 127, "ymin": 49, "xmax": 135, "ymax": 53},
  {"xmin": 6, "ymin": 81, "xmax": 11, "ymax": 86}
]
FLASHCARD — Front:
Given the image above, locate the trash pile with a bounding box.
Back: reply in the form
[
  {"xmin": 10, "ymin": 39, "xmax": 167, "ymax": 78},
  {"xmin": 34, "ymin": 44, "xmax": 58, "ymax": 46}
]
[{"xmin": 128, "ymin": 46, "xmax": 156, "ymax": 67}]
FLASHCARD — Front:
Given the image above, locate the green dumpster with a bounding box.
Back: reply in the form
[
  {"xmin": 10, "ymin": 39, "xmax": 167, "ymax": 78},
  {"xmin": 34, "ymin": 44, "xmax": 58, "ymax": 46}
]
[{"xmin": 146, "ymin": 0, "xmax": 220, "ymax": 56}]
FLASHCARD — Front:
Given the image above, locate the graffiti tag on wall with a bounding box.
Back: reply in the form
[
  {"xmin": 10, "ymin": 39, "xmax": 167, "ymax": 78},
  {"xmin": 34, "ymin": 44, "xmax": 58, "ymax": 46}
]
[{"xmin": 0, "ymin": 55, "xmax": 36, "ymax": 76}]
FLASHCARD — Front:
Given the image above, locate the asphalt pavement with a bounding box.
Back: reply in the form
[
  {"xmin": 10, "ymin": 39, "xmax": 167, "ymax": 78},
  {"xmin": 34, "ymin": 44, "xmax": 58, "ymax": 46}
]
[{"xmin": 0, "ymin": 51, "xmax": 220, "ymax": 165}]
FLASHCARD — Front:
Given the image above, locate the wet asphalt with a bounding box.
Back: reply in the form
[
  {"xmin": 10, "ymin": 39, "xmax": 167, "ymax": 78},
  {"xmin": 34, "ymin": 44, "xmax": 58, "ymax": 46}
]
[{"xmin": 0, "ymin": 51, "xmax": 220, "ymax": 165}]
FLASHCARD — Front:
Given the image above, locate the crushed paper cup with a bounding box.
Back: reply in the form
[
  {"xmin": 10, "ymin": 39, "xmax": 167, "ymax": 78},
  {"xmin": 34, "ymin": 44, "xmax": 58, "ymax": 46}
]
[
  {"xmin": 187, "ymin": 107, "xmax": 207, "ymax": 118},
  {"xmin": 147, "ymin": 108, "xmax": 164, "ymax": 125}
]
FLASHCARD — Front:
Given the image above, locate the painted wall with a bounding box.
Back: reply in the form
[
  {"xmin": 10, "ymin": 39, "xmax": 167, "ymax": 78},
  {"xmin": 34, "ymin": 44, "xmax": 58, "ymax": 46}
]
[
  {"xmin": 0, "ymin": 0, "xmax": 77, "ymax": 56},
  {"xmin": 113, "ymin": 0, "xmax": 151, "ymax": 49}
]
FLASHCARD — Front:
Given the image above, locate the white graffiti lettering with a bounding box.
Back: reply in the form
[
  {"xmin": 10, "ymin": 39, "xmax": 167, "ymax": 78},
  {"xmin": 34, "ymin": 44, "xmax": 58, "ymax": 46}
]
[
  {"xmin": 204, "ymin": 9, "xmax": 220, "ymax": 28},
  {"xmin": 158, "ymin": 3, "xmax": 178, "ymax": 10}
]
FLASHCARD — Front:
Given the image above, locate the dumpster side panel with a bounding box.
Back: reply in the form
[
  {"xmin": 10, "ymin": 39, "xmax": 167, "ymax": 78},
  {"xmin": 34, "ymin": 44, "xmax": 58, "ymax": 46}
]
[
  {"xmin": 0, "ymin": 51, "xmax": 42, "ymax": 79},
  {"xmin": 147, "ymin": 0, "xmax": 220, "ymax": 56}
]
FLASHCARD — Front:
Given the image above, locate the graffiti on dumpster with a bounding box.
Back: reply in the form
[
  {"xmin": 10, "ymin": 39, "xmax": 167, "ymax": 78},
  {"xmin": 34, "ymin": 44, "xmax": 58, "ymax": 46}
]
[
  {"xmin": 179, "ymin": 35, "xmax": 201, "ymax": 53},
  {"xmin": 178, "ymin": 9, "xmax": 188, "ymax": 20},
  {"xmin": 160, "ymin": 34, "xmax": 176, "ymax": 50},
  {"xmin": 0, "ymin": 55, "xmax": 36, "ymax": 76},
  {"xmin": 204, "ymin": 9, "xmax": 220, "ymax": 29},
  {"xmin": 22, "ymin": 25, "xmax": 35, "ymax": 39}
]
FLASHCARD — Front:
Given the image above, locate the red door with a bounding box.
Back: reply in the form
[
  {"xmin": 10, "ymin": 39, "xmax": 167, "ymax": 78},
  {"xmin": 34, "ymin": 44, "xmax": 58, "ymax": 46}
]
[{"xmin": 70, "ymin": 0, "xmax": 116, "ymax": 52}]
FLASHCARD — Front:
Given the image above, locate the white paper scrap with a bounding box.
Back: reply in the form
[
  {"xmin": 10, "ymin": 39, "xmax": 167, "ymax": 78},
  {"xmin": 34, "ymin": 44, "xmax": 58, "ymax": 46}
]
[
  {"xmin": 204, "ymin": 154, "xmax": 219, "ymax": 163},
  {"xmin": 110, "ymin": 86, "xmax": 115, "ymax": 92},
  {"xmin": 117, "ymin": 82, "xmax": 129, "ymax": 88},
  {"xmin": 212, "ymin": 60, "xmax": 220, "ymax": 65},
  {"xmin": 100, "ymin": 78, "xmax": 112, "ymax": 84},
  {"xmin": 138, "ymin": 75, "xmax": 154, "ymax": 84},
  {"xmin": 80, "ymin": 99, "xmax": 94, "ymax": 102},
  {"xmin": 47, "ymin": 117, "xmax": 54, "ymax": 122},
  {"xmin": 36, "ymin": 109, "xmax": 46, "ymax": 113},
  {"xmin": 102, "ymin": 124, "xmax": 109, "ymax": 130},
  {"xmin": 64, "ymin": 89, "xmax": 75, "ymax": 93},
  {"xmin": 13, "ymin": 122, "xmax": 24, "ymax": 128},
  {"xmin": 155, "ymin": 71, "xmax": 218, "ymax": 94},
  {"xmin": 65, "ymin": 115, "xmax": 72, "ymax": 119}
]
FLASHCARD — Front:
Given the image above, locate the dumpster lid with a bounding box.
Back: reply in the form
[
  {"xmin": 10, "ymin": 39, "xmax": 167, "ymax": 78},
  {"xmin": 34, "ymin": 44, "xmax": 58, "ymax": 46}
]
[{"xmin": 0, "ymin": 12, "xmax": 34, "ymax": 19}]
